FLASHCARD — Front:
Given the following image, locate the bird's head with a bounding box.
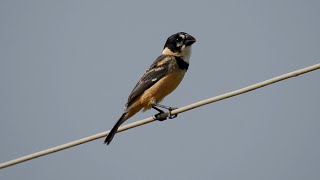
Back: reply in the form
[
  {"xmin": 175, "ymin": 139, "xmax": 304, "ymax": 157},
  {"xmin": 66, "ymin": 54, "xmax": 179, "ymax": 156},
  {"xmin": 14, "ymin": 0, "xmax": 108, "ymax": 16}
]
[{"xmin": 162, "ymin": 32, "xmax": 196, "ymax": 62}]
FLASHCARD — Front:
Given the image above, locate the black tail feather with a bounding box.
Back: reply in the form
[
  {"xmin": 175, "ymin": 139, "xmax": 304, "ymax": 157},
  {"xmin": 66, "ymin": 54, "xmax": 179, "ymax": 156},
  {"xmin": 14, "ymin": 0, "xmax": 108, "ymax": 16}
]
[{"xmin": 104, "ymin": 113, "xmax": 127, "ymax": 145}]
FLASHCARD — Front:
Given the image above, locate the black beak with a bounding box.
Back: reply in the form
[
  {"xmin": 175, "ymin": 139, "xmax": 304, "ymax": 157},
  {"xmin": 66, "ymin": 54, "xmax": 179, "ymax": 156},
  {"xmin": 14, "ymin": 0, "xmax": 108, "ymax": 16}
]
[{"xmin": 185, "ymin": 34, "xmax": 196, "ymax": 46}]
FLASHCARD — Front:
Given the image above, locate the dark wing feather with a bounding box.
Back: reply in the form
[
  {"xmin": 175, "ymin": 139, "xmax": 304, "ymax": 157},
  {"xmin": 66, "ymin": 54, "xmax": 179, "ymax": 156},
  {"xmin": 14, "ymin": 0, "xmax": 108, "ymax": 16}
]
[{"xmin": 126, "ymin": 55, "xmax": 173, "ymax": 107}]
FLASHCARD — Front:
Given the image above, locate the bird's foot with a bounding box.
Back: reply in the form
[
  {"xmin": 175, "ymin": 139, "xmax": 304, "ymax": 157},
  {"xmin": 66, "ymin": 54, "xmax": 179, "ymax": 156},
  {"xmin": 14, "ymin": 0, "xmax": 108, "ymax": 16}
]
[
  {"xmin": 168, "ymin": 107, "xmax": 178, "ymax": 119},
  {"xmin": 152, "ymin": 107, "xmax": 167, "ymax": 121},
  {"xmin": 152, "ymin": 106, "xmax": 178, "ymax": 121},
  {"xmin": 153, "ymin": 112, "xmax": 167, "ymax": 121}
]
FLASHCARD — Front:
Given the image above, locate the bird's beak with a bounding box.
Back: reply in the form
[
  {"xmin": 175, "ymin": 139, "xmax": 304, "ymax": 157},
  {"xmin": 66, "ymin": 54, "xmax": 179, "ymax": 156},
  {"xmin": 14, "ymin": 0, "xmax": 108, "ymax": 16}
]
[{"xmin": 185, "ymin": 34, "xmax": 196, "ymax": 46}]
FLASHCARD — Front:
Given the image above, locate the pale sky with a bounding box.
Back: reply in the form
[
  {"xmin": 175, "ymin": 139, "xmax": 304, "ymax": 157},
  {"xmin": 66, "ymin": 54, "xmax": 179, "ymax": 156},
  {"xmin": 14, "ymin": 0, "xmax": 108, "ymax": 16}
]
[{"xmin": 1, "ymin": 0, "xmax": 320, "ymax": 179}]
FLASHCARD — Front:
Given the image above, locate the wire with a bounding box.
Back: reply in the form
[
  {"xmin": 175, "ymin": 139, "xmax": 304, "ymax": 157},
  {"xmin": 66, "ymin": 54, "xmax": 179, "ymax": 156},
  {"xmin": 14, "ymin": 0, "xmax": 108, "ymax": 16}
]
[{"xmin": 1, "ymin": 63, "xmax": 319, "ymax": 169}]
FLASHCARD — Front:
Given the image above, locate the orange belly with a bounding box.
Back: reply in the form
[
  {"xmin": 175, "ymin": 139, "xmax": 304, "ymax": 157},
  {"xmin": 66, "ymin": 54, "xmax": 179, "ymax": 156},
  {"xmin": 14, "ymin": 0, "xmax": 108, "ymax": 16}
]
[
  {"xmin": 124, "ymin": 70, "xmax": 186, "ymax": 119},
  {"xmin": 140, "ymin": 70, "xmax": 185, "ymax": 111}
]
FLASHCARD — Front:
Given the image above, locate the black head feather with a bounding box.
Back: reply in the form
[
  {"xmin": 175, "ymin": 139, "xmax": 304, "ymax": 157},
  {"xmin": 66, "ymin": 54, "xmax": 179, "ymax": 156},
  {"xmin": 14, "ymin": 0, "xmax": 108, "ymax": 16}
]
[{"xmin": 163, "ymin": 32, "xmax": 196, "ymax": 52}]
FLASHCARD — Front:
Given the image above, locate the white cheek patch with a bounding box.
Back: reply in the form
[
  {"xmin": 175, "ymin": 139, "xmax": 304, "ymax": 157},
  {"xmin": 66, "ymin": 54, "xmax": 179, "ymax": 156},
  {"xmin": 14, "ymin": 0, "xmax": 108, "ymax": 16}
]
[
  {"xmin": 182, "ymin": 46, "xmax": 192, "ymax": 63},
  {"xmin": 151, "ymin": 78, "xmax": 158, "ymax": 82},
  {"xmin": 176, "ymin": 41, "xmax": 183, "ymax": 47}
]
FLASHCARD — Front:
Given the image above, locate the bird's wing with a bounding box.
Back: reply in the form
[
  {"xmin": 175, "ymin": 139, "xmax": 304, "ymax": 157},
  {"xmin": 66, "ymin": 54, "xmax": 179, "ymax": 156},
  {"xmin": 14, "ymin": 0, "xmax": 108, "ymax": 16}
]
[{"xmin": 126, "ymin": 55, "xmax": 174, "ymax": 107}]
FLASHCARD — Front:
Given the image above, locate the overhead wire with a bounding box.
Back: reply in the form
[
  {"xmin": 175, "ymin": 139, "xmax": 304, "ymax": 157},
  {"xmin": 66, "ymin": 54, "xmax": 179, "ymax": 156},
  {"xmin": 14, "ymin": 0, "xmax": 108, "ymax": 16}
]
[{"xmin": 1, "ymin": 63, "xmax": 319, "ymax": 169}]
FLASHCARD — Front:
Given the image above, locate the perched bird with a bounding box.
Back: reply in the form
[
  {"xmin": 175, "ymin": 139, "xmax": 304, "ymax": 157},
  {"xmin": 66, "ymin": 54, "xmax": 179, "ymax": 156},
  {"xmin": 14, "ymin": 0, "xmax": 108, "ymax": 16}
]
[{"xmin": 104, "ymin": 32, "xmax": 196, "ymax": 145}]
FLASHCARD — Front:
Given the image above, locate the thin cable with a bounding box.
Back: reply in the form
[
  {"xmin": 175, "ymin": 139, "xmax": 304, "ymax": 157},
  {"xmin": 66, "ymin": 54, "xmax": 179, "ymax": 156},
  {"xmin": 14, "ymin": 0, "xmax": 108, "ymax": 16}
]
[{"xmin": 1, "ymin": 63, "xmax": 319, "ymax": 169}]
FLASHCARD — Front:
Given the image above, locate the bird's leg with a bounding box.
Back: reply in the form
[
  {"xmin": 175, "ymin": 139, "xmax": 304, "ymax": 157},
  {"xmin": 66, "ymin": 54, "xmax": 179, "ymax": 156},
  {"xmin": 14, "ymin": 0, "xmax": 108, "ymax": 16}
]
[
  {"xmin": 152, "ymin": 102, "xmax": 178, "ymax": 121},
  {"xmin": 152, "ymin": 106, "xmax": 164, "ymax": 113},
  {"xmin": 153, "ymin": 103, "xmax": 178, "ymax": 119},
  {"xmin": 152, "ymin": 106, "xmax": 167, "ymax": 121}
]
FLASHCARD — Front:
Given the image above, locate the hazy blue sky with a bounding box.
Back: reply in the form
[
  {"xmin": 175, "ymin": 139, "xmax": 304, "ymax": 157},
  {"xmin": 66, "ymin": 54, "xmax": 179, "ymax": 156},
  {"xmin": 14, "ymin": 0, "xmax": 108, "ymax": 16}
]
[{"xmin": 1, "ymin": 0, "xmax": 320, "ymax": 179}]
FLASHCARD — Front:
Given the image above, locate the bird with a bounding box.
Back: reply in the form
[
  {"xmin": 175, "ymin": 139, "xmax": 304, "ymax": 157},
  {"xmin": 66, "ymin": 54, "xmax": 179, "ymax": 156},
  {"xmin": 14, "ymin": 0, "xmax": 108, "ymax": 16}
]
[{"xmin": 104, "ymin": 32, "xmax": 196, "ymax": 145}]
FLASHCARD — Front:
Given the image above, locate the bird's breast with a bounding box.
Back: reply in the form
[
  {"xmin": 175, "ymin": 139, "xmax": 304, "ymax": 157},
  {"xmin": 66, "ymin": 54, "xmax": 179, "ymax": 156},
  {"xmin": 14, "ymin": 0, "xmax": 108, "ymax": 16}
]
[{"xmin": 140, "ymin": 70, "xmax": 186, "ymax": 110}]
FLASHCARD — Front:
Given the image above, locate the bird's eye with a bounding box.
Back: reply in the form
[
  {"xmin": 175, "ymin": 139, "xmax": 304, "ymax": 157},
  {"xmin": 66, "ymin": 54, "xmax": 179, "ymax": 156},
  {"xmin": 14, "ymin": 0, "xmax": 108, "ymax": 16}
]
[{"xmin": 176, "ymin": 37, "xmax": 182, "ymax": 42}]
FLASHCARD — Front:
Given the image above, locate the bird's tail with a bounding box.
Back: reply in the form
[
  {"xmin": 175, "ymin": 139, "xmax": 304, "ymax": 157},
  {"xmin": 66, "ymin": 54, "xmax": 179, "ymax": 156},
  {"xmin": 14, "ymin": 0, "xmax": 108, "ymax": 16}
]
[{"xmin": 104, "ymin": 113, "xmax": 128, "ymax": 145}]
